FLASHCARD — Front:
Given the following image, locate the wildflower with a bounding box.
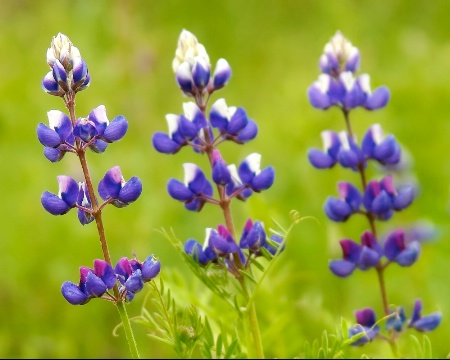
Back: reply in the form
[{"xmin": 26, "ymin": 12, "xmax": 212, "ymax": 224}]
[
  {"xmin": 61, "ymin": 260, "xmax": 116, "ymax": 305},
  {"xmin": 408, "ymin": 299, "xmax": 442, "ymax": 332},
  {"xmin": 98, "ymin": 166, "xmax": 143, "ymax": 208},
  {"xmin": 308, "ymin": 130, "xmax": 341, "ymax": 169},
  {"xmin": 167, "ymin": 163, "xmax": 213, "ymax": 211},
  {"xmin": 115, "ymin": 255, "xmax": 161, "ymax": 301},
  {"xmin": 363, "ymin": 175, "xmax": 415, "ymax": 220},
  {"xmin": 238, "ymin": 153, "xmax": 275, "ymax": 192},
  {"xmin": 362, "ymin": 124, "xmax": 401, "ymax": 165},
  {"xmin": 239, "ymin": 219, "xmax": 266, "ymax": 252},
  {"xmin": 41, "ymin": 175, "xmax": 79, "ymax": 215},
  {"xmin": 209, "ymin": 99, "xmax": 258, "ymax": 143},
  {"xmin": 329, "ymin": 231, "xmax": 382, "ymax": 277},
  {"xmin": 324, "ymin": 181, "xmax": 362, "ymax": 222},
  {"xmin": 348, "ymin": 308, "xmax": 380, "ymax": 346},
  {"xmin": 383, "ymin": 229, "xmax": 421, "ymax": 267}
]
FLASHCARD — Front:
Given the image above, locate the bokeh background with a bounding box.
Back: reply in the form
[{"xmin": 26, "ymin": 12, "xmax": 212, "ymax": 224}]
[{"xmin": 1, "ymin": 0, "xmax": 449, "ymax": 358}]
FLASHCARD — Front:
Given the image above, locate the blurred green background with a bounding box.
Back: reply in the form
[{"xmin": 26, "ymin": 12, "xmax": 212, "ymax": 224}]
[{"xmin": 1, "ymin": 0, "xmax": 450, "ymax": 358}]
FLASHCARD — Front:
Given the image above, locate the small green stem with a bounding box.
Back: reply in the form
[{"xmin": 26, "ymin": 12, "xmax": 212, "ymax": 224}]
[
  {"xmin": 248, "ymin": 301, "xmax": 264, "ymax": 359},
  {"xmin": 116, "ymin": 300, "xmax": 140, "ymax": 359}
]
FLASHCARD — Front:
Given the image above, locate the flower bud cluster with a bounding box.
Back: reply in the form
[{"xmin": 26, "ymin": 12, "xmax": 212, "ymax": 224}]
[
  {"xmin": 61, "ymin": 256, "xmax": 161, "ymax": 305},
  {"xmin": 307, "ymin": 31, "xmax": 441, "ymax": 345},
  {"xmin": 308, "ymin": 31, "xmax": 390, "ymax": 111},
  {"xmin": 43, "ymin": 33, "xmax": 90, "ymax": 96},
  {"xmin": 349, "ymin": 300, "xmax": 442, "ymax": 346},
  {"xmin": 172, "ymin": 29, "xmax": 232, "ymax": 97},
  {"xmin": 153, "ymin": 30, "xmax": 279, "ymax": 278}
]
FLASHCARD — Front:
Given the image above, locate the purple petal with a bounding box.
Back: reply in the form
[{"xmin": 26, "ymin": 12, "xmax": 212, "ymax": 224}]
[
  {"xmin": 383, "ymin": 230, "xmax": 406, "ymax": 261},
  {"xmin": 251, "ymin": 166, "xmax": 275, "ymax": 191},
  {"xmin": 393, "ymin": 184, "xmax": 415, "ymax": 210},
  {"xmin": 93, "ymin": 260, "xmax": 116, "ymax": 289},
  {"xmin": 58, "ymin": 175, "xmax": 79, "ymax": 207},
  {"xmin": 41, "ymin": 191, "xmax": 71, "ymax": 215},
  {"xmin": 358, "ymin": 247, "xmax": 381, "ymax": 269},
  {"xmin": 329, "ymin": 259, "xmax": 356, "ymax": 277},
  {"xmin": 324, "ymin": 197, "xmax": 352, "ymax": 222},
  {"xmin": 167, "ymin": 179, "xmax": 193, "ymax": 201},
  {"xmin": 118, "ymin": 176, "xmax": 143, "ymax": 203},
  {"xmin": 308, "ymin": 149, "xmax": 336, "ymax": 168},
  {"xmin": 370, "ymin": 191, "xmax": 392, "ymax": 215},
  {"xmin": 99, "ymin": 166, "xmax": 123, "ymax": 199},
  {"xmin": 61, "ymin": 282, "xmax": 89, "ymax": 305},
  {"xmin": 365, "ymin": 86, "xmax": 390, "ymax": 110},
  {"xmin": 236, "ymin": 119, "xmax": 258, "ymax": 142},
  {"xmin": 37, "ymin": 123, "xmax": 62, "ymax": 147},
  {"xmin": 152, "ymin": 132, "xmax": 181, "ymax": 154},
  {"xmin": 307, "ymin": 85, "xmax": 332, "ymax": 109},
  {"xmin": 42, "ymin": 71, "xmax": 62, "ymax": 95},
  {"xmin": 178, "ymin": 115, "xmax": 199, "ymax": 139},
  {"xmin": 395, "ymin": 241, "xmax": 420, "ymax": 266},
  {"xmin": 411, "ymin": 313, "xmax": 442, "ymax": 332},
  {"xmin": 175, "ymin": 62, "xmax": 194, "ymax": 93},
  {"xmin": 212, "ymin": 160, "xmax": 231, "ymax": 185},
  {"xmin": 115, "ymin": 257, "xmax": 133, "ymax": 281},
  {"xmin": 355, "ymin": 308, "xmax": 377, "ymax": 327},
  {"xmin": 125, "ymin": 270, "xmax": 144, "ymax": 294},
  {"xmin": 85, "ymin": 272, "xmax": 107, "ymax": 297},
  {"xmin": 102, "ymin": 115, "xmax": 128, "ymax": 142},
  {"xmin": 141, "ymin": 255, "xmax": 161, "ymax": 281},
  {"xmin": 227, "ymin": 107, "xmax": 248, "ymax": 134},
  {"xmin": 192, "ymin": 57, "xmax": 210, "ymax": 88}
]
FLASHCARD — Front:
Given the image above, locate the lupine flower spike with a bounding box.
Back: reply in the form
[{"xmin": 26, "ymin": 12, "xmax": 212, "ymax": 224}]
[{"xmin": 307, "ymin": 31, "xmax": 441, "ymax": 352}]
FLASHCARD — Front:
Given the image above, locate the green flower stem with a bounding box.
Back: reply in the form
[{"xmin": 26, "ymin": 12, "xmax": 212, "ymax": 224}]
[
  {"xmin": 248, "ymin": 300, "xmax": 264, "ymax": 359},
  {"xmin": 116, "ymin": 300, "xmax": 140, "ymax": 359}
]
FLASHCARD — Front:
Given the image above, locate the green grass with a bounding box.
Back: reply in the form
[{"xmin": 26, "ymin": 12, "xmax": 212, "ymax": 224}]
[{"xmin": 1, "ymin": 0, "xmax": 449, "ymax": 358}]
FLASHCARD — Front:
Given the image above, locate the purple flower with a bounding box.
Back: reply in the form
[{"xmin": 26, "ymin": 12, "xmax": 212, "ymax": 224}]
[
  {"xmin": 41, "ymin": 175, "xmax": 79, "ymax": 215},
  {"xmin": 207, "ymin": 226, "xmax": 239, "ymax": 257},
  {"xmin": 73, "ymin": 105, "xmax": 128, "ymax": 145},
  {"xmin": 239, "ymin": 219, "xmax": 266, "ymax": 252},
  {"xmin": 408, "ymin": 299, "xmax": 442, "ymax": 332},
  {"xmin": 383, "ymin": 229, "xmax": 421, "ymax": 266},
  {"xmin": 37, "ymin": 110, "xmax": 73, "ymax": 148},
  {"xmin": 336, "ymin": 131, "xmax": 365, "ymax": 171},
  {"xmin": 61, "ymin": 259, "xmax": 116, "ymax": 305},
  {"xmin": 153, "ymin": 102, "xmax": 208, "ymax": 155},
  {"xmin": 362, "ymin": 124, "xmax": 401, "ymax": 165},
  {"xmin": 358, "ymin": 74, "xmax": 390, "ymax": 110},
  {"xmin": 348, "ymin": 308, "xmax": 380, "ymax": 346},
  {"xmin": 209, "ymin": 99, "xmax": 258, "ymax": 143},
  {"xmin": 98, "ymin": 166, "xmax": 143, "ymax": 208},
  {"xmin": 115, "ymin": 255, "xmax": 160, "ymax": 302},
  {"xmin": 324, "ymin": 182, "xmax": 361, "ymax": 222},
  {"xmin": 238, "ymin": 153, "xmax": 275, "ymax": 192},
  {"xmin": 329, "ymin": 231, "xmax": 382, "ymax": 277},
  {"xmin": 308, "ymin": 130, "xmax": 341, "ymax": 169},
  {"xmin": 225, "ymin": 164, "xmax": 253, "ymax": 201},
  {"xmin": 363, "ymin": 175, "xmax": 415, "ymax": 220},
  {"xmin": 307, "ymin": 74, "xmax": 337, "ymax": 110},
  {"xmin": 211, "ymin": 150, "xmax": 231, "ymax": 185},
  {"xmin": 167, "ymin": 163, "xmax": 213, "ymax": 211},
  {"xmin": 184, "ymin": 238, "xmax": 217, "ymax": 265}
]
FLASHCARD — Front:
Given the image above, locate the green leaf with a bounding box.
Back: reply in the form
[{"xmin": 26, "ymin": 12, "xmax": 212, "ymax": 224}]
[
  {"xmin": 410, "ymin": 334, "xmax": 423, "ymax": 359},
  {"xmin": 216, "ymin": 333, "xmax": 223, "ymax": 358}
]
